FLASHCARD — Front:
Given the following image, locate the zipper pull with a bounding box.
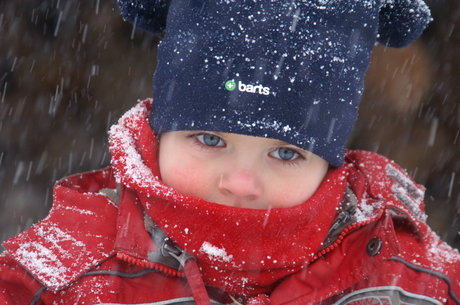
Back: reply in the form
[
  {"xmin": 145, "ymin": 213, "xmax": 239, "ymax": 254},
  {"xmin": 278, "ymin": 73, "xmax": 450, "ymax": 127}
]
[
  {"xmin": 165, "ymin": 242, "xmax": 211, "ymax": 305},
  {"xmin": 164, "ymin": 242, "xmax": 196, "ymax": 268}
]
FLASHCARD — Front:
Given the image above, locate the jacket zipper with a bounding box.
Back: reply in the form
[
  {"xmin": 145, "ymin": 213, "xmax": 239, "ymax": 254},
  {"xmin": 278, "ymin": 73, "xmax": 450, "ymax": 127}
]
[
  {"xmin": 312, "ymin": 212, "xmax": 382, "ymax": 262},
  {"xmin": 117, "ymin": 245, "xmax": 212, "ymax": 305},
  {"xmin": 116, "ymin": 252, "xmax": 185, "ymax": 277}
]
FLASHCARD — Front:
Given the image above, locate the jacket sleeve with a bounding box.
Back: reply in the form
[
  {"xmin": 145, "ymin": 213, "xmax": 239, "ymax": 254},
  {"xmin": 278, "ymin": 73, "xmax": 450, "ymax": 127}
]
[{"xmin": 0, "ymin": 251, "xmax": 42, "ymax": 305}]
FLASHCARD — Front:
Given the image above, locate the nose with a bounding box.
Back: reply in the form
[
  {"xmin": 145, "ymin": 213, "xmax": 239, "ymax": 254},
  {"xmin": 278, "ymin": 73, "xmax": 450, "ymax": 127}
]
[{"xmin": 218, "ymin": 167, "xmax": 263, "ymax": 206}]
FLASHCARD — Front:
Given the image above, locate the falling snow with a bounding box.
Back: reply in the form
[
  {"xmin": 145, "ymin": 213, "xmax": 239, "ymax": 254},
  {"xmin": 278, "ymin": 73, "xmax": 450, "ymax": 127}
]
[{"xmin": 1, "ymin": 1, "xmax": 460, "ymax": 302}]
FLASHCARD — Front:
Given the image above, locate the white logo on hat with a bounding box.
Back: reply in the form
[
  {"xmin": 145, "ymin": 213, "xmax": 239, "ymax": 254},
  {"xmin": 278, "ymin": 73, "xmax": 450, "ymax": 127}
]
[{"xmin": 225, "ymin": 80, "xmax": 270, "ymax": 96}]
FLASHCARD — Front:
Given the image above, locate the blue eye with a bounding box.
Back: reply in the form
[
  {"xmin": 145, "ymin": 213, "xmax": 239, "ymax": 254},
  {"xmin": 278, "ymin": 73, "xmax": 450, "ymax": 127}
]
[
  {"xmin": 196, "ymin": 134, "xmax": 225, "ymax": 147},
  {"xmin": 271, "ymin": 147, "xmax": 299, "ymax": 161}
]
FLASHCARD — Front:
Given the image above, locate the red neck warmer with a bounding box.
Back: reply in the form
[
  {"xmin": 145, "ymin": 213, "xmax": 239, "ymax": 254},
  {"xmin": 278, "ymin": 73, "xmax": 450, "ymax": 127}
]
[{"xmin": 109, "ymin": 100, "xmax": 348, "ymax": 296}]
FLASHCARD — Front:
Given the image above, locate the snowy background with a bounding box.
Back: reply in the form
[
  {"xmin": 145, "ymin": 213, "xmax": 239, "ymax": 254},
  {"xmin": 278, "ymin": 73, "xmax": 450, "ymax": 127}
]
[{"xmin": 1, "ymin": 0, "xmax": 460, "ymax": 250}]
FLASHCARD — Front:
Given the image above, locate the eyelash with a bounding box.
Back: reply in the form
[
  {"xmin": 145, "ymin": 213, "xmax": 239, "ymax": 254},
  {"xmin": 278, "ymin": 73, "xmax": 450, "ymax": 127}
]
[
  {"xmin": 270, "ymin": 148, "xmax": 307, "ymax": 167},
  {"xmin": 187, "ymin": 133, "xmax": 226, "ymax": 150}
]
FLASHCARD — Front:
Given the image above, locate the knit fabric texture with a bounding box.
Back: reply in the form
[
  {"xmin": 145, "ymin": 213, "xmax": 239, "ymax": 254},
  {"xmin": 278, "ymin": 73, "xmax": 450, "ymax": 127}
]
[{"xmin": 118, "ymin": 0, "xmax": 431, "ymax": 167}]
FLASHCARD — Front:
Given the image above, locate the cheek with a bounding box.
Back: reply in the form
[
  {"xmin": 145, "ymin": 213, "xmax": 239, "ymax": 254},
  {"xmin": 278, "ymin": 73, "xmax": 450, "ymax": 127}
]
[
  {"xmin": 268, "ymin": 180, "xmax": 316, "ymax": 208},
  {"xmin": 268, "ymin": 167, "xmax": 327, "ymax": 208},
  {"xmin": 159, "ymin": 156, "xmax": 211, "ymax": 199}
]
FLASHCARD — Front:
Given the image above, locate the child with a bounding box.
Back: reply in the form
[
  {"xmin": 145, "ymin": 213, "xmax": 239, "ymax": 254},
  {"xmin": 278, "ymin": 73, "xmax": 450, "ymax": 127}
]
[{"xmin": 1, "ymin": 0, "xmax": 459, "ymax": 304}]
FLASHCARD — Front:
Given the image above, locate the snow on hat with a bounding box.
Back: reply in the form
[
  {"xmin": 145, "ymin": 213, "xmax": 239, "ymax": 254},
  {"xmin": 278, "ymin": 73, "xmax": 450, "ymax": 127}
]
[{"xmin": 118, "ymin": 0, "xmax": 431, "ymax": 167}]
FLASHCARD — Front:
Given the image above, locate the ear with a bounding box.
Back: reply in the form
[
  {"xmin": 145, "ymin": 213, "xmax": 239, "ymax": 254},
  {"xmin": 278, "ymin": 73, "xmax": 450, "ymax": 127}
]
[
  {"xmin": 377, "ymin": 0, "xmax": 431, "ymax": 48},
  {"xmin": 117, "ymin": 0, "xmax": 171, "ymax": 35}
]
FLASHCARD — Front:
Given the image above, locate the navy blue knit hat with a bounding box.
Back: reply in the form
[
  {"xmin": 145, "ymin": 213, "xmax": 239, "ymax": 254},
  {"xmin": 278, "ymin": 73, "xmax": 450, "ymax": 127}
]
[{"xmin": 118, "ymin": 0, "xmax": 431, "ymax": 167}]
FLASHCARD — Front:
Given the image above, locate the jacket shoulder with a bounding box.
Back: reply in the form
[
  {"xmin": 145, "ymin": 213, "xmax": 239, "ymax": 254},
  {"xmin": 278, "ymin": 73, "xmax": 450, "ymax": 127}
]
[
  {"xmin": 346, "ymin": 150, "xmax": 426, "ymax": 222},
  {"xmin": 346, "ymin": 150, "xmax": 460, "ymax": 303},
  {"xmin": 2, "ymin": 167, "xmax": 119, "ymax": 291}
]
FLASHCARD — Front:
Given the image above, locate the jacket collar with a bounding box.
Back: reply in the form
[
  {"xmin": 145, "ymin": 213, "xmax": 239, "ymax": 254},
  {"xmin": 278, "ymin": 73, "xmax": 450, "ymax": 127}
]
[{"xmin": 2, "ymin": 168, "xmax": 119, "ymax": 291}]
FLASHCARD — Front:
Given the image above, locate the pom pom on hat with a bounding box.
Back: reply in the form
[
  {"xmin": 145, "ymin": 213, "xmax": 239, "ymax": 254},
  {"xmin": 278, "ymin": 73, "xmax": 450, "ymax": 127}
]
[{"xmin": 378, "ymin": 0, "xmax": 432, "ymax": 48}]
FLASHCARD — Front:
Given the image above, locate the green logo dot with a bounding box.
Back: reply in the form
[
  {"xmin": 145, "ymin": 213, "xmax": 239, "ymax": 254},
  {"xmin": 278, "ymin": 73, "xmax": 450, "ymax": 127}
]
[{"xmin": 225, "ymin": 80, "xmax": 236, "ymax": 91}]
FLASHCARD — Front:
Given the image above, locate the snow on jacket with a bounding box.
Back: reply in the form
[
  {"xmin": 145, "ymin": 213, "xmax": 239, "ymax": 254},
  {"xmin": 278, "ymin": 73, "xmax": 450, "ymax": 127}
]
[{"xmin": 0, "ymin": 100, "xmax": 459, "ymax": 305}]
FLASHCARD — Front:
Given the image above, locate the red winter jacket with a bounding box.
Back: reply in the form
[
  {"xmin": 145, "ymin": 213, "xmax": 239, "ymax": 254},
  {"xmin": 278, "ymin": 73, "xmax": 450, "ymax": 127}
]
[{"xmin": 1, "ymin": 100, "xmax": 459, "ymax": 305}]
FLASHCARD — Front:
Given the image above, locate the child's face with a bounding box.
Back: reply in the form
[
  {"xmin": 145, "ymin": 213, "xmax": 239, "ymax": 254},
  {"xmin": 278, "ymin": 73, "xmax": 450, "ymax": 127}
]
[{"xmin": 158, "ymin": 131, "xmax": 329, "ymax": 209}]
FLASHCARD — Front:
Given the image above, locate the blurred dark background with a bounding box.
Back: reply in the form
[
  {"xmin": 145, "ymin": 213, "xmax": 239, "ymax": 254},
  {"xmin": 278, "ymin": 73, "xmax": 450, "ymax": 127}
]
[{"xmin": 1, "ymin": 0, "xmax": 460, "ymax": 250}]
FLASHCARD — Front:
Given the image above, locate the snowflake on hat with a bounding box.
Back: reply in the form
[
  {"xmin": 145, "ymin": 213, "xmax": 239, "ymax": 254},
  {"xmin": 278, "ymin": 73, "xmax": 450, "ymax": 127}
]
[{"xmin": 117, "ymin": 0, "xmax": 431, "ymax": 168}]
